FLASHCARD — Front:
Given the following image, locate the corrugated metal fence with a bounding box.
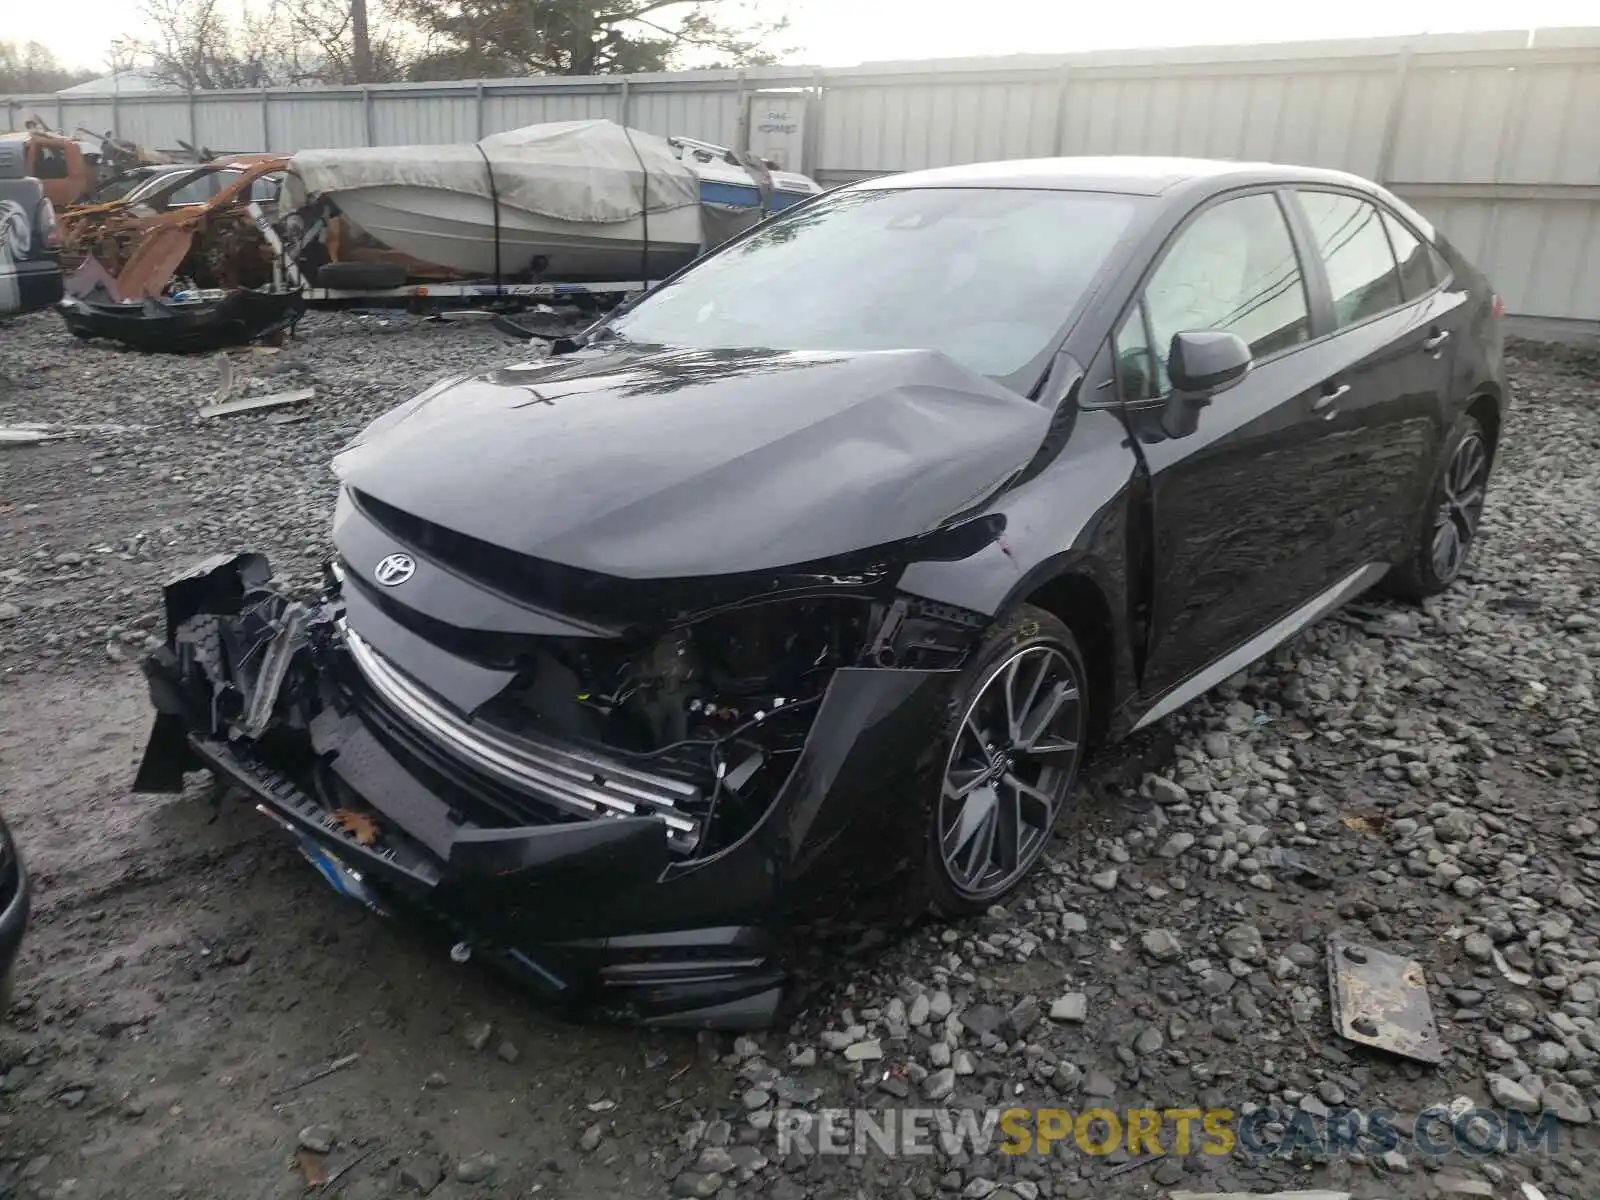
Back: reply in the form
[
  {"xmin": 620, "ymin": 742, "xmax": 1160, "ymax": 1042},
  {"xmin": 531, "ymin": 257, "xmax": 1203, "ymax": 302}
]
[{"xmin": 6, "ymin": 28, "xmax": 1599, "ymax": 327}]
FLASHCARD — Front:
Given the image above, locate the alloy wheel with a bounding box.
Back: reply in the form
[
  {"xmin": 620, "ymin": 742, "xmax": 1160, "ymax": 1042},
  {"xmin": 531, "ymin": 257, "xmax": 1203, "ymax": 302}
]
[
  {"xmin": 937, "ymin": 643, "xmax": 1085, "ymax": 901},
  {"xmin": 1431, "ymin": 432, "xmax": 1488, "ymax": 582}
]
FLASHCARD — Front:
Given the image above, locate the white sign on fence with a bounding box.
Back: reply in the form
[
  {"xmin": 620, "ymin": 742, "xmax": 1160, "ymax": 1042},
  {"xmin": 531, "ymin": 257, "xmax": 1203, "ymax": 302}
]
[{"xmin": 746, "ymin": 92, "xmax": 806, "ymax": 172}]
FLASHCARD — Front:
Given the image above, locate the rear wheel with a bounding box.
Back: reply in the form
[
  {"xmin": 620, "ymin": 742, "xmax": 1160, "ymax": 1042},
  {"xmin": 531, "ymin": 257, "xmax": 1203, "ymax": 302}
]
[
  {"xmin": 924, "ymin": 606, "xmax": 1088, "ymax": 916},
  {"xmin": 1386, "ymin": 414, "xmax": 1492, "ymax": 601}
]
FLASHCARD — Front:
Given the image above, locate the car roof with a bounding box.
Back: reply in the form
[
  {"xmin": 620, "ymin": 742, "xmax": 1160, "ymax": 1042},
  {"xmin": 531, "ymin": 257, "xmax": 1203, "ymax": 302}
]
[{"xmin": 855, "ymin": 156, "xmax": 1379, "ymax": 198}]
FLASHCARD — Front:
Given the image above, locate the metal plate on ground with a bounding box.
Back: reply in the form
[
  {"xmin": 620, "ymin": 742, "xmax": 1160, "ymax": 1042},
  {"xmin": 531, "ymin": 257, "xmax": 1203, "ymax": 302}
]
[{"xmin": 1327, "ymin": 935, "xmax": 1441, "ymax": 1064}]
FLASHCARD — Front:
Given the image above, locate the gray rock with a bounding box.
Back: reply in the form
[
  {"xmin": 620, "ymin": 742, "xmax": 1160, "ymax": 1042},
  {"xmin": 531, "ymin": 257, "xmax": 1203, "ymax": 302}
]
[
  {"xmin": 1083, "ymin": 1071, "xmax": 1115, "ymax": 1098},
  {"xmin": 959, "ymin": 1004, "xmax": 1004, "ymax": 1039},
  {"xmin": 924, "ymin": 1068, "xmax": 956, "ymax": 1101},
  {"xmin": 1157, "ymin": 832, "xmax": 1195, "ymax": 858},
  {"xmin": 1049, "ymin": 993, "xmax": 1087, "ymax": 1023},
  {"xmin": 1141, "ymin": 929, "xmax": 1182, "ymax": 962},
  {"xmin": 843, "ymin": 1039, "xmax": 883, "ymax": 1062},
  {"xmin": 908, "ymin": 993, "xmax": 931, "ymax": 1027},
  {"xmin": 693, "ymin": 1147, "xmax": 735, "ymax": 1174},
  {"xmin": 671, "ymin": 1173, "xmax": 724, "ymax": 1198},
  {"xmin": 1219, "ymin": 923, "xmax": 1264, "ymax": 963},
  {"xmin": 1532, "ymin": 1041, "xmax": 1572, "ymax": 1070},
  {"xmin": 1379, "ymin": 1149, "xmax": 1410, "ymax": 1173},
  {"xmin": 464, "ymin": 1021, "xmax": 493, "ymax": 1052},
  {"xmin": 1488, "ymin": 1074, "xmax": 1540, "ymax": 1113},
  {"xmin": 297, "ymin": 1125, "xmax": 335, "ymax": 1155},
  {"xmin": 454, "ymin": 1152, "xmax": 497, "ymax": 1184},
  {"xmin": 1542, "ymin": 1080, "xmax": 1593, "ymax": 1124},
  {"xmin": 1433, "ymin": 1177, "xmax": 1496, "ymax": 1197},
  {"xmin": 398, "ymin": 1157, "xmax": 444, "ymax": 1195},
  {"xmin": 1090, "ymin": 868, "xmax": 1119, "ymax": 892},
  {"xmin": 495, "ymin": 1040, "xmax": 520, "ymax": 1064},
  {"xmin": 1434, "ymin": 808, "xmax": 1476, "ymax": 842},
  {"xmin": 1148, "ymin": 776, "xmax": 1188, "ymax": 805},
  {"xmin": 578, "ymin": 1124, "xmax": 604, "ymax": 1153},
  {"xmin": 1463, "ymin": 933, "xmax": 1495, "ymax": 962}
]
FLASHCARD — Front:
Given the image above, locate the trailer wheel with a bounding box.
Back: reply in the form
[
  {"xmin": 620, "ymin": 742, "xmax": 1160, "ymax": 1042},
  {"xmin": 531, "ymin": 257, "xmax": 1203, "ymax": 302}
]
[{"xmin": 317, "ymin": 261, "xmax": 408, "ymax": 290}]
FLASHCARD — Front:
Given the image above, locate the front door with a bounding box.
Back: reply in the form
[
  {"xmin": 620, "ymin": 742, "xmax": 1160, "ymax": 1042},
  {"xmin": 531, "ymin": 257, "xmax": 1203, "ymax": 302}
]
[{"xmin": 1114, "ymin": 189, "xmax": 1351, "ymax": 698}]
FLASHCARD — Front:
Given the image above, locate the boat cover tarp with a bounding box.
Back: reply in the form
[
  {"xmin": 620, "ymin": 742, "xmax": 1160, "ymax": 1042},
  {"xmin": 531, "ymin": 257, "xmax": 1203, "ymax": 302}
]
[{"xmin": 287, "ymin": 120, "xmax": 700, "ymax": 225}]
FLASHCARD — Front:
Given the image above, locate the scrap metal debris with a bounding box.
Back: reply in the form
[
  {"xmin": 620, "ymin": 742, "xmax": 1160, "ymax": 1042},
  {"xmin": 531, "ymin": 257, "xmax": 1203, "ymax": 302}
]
[
  {"xmin": 319, "ymin": 1145, "xmax": 379, "ymax": 1192},
  {"xmin": 197, "ymin": 387, "xmax": 315, "ymax": 420},
  {"xmin": 295, "ymin": 1148, "xmax": 329, "ymax": 1188},
  {"xmin": 1338, "ymin": 812, "xmax": 1386, "ymax": 835},
  {"xmin": 271, "ymin": 1052, "xmax": 360, "ymax": 1097},
  {"xmin": 0, "ymin": 427, "xmax": 61, "ymax": 446},
  {"xmin": 332, "ymin": 809, "xmax": 380, "ymax": 846},
  {"xmin": 1326, "ymin": 935, "xmax": 1442, "ymax": 1064},
  {"xmin": 60, "ymin": 157, "xmax": 293, "ymax": 300}
]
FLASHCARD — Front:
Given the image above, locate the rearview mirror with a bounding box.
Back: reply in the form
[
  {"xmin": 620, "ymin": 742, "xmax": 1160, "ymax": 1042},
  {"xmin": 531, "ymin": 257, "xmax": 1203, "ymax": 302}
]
[{"xmin": 1161, "ymin": 330, "xmax": 1252, "ymax": 438}]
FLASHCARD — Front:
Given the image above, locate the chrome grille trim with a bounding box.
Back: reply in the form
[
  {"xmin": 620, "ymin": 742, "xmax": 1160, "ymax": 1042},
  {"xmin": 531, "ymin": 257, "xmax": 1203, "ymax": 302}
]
[{"xmin": 344, "ymin": 628, "xmax": 702, "ymax": 847}]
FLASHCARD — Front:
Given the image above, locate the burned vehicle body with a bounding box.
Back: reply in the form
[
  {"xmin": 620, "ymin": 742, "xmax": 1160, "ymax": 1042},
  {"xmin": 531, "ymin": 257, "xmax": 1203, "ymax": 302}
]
[{"xmin": 135, "ymin": 159, "xmax": 1508, "ymax": 1027}]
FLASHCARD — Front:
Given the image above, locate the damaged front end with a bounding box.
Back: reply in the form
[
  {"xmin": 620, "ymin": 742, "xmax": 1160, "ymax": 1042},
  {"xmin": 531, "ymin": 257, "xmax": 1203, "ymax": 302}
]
[
  {"xmin": 135, "ymin": 537, "xmax": 989, "ymax": 1027},
  {"xmin": 135, "ymin": 343, "xmax": 1039, "ymax": 1027}
]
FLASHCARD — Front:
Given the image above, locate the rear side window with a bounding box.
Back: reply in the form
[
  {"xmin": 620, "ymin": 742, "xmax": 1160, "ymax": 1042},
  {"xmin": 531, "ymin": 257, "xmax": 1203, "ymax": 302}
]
[
  {"xmin": 1379, "ymin": 210, "xmax": 1434, "ymax": 300},
  {"xmin": 1297, "ymin": 191, "xmax": 1403, "ymax": 326}
]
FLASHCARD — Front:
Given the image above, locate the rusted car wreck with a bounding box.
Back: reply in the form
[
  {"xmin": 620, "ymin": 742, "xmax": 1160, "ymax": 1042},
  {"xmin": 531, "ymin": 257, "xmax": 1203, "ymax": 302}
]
[{"xmin": 57, "ymin": 155, "xmax": 305, "ymax": 352}]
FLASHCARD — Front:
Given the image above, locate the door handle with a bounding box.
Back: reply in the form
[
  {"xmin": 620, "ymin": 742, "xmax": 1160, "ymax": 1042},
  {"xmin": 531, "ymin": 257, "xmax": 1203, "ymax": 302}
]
[
  {"xmin": 1313, "ymin": 383, "xmax": 1351, "ymax": 413},
  {"xmin": 1422, "ymin": 330, "xmax": 1451, "ymax": 353}
]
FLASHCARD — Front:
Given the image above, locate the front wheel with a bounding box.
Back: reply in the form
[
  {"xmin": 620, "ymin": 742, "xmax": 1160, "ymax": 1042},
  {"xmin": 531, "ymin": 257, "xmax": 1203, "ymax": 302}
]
[
  {"xmin": 924, "ymin": 605, "xmax": 1089, "ymax": 917},
  {"xmin": 1385, "ymin": 414, "xmax": 1492, "ymax": 601}
]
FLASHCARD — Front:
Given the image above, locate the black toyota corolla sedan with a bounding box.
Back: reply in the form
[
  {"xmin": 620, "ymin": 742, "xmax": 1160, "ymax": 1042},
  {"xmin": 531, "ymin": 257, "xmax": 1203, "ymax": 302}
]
[{"xmin": 134, "ymin": 157, "xmax": 1506, "ymax": 1027}]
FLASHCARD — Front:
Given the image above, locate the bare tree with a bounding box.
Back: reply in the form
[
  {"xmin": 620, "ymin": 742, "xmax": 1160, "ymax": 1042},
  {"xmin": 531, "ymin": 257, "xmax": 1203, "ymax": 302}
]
[
  {"xmin": 137, "ymin": 0, "xmax": 411, "ymax": 88},
  {"xmin": 278, "ymin": 0, "xmax": 413, "ymax": 82},
  {"xmin": 0, "ymin": 40, "xmax": 96, "ymax": 94}
]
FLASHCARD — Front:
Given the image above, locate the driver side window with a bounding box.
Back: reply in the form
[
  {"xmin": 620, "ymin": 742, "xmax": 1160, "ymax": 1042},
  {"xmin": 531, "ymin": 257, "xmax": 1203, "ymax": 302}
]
[{"xmin": 1117, "ymin": 192, "xmax": 1311, "ymax": 400}]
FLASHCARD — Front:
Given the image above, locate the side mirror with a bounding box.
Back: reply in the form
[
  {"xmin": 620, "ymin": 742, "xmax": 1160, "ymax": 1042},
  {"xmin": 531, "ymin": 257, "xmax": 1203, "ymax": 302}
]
[
  {"xmin": 1161, "ymin": 330, "xmax": 1252, "ymax": 438},
  {"xmin": 1169, "ymin": 330, "xmax": 1252, "ymax": 394}
]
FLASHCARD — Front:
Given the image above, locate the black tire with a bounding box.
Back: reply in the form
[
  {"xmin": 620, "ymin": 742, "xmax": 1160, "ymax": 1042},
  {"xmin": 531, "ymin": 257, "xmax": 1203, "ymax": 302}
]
[
  {"xmin": 1384, "ymin": 413, "xmax": 1492, "ymax": 602},
  {"xmin": 923, "ymin": 604, "xmax": 1089, "ymax": 917},
  {"xmin": 317, "ymin": 261, "xmax": 409, "ymax": 291}
]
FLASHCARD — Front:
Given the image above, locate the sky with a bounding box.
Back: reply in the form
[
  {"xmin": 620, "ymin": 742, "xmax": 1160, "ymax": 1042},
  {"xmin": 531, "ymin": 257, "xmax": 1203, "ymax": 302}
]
[{"xmin": 10, "ymin": 0, "xmax": 1600, "ymax": 76}]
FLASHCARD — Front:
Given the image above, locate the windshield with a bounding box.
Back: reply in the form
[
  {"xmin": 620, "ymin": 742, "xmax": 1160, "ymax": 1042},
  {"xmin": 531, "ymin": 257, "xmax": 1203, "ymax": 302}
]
[{"xmin": 609, "ymin": 186, "xmax": 1143, "ymax": 388}]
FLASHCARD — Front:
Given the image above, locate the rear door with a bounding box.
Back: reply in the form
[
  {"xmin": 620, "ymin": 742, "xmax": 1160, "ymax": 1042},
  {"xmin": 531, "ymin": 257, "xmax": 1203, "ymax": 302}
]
[
  {"xmin": 1286, "ymin": 189, "xmax": 1456, "ymax": 574},
  {"xmin": 1114, "ymin": 189, "xmax": 1353, "ymax": 697}
]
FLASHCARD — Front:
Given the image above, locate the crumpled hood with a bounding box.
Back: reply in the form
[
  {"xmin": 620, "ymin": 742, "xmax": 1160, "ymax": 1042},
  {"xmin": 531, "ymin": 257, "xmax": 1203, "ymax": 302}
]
[{"xmin": 334, "ymin": 345, "xmax": 1050, "ymax": 578}]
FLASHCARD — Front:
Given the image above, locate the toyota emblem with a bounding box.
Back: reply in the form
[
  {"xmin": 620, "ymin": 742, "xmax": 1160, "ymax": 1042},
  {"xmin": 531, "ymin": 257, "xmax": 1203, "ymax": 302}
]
[{"xmin": 374, "ymin": 553, "xmax": 416, "ymax": 587}]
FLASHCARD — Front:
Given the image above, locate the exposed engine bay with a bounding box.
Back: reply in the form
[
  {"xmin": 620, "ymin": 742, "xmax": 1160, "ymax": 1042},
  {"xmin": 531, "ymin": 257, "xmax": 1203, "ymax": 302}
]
[{"xmin": 479, "ymin": 599, "xmax": 873, "ymax": 851}]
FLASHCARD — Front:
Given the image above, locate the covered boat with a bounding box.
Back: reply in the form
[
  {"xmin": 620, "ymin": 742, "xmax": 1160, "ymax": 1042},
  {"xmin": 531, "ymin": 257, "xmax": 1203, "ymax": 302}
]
[{"xmin": 285, "ymin": 120, "xmax": 819, "ymax": 283}]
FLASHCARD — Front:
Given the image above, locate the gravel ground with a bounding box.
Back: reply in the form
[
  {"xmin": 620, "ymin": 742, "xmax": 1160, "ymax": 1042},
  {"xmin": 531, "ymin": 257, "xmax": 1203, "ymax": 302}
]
[{"xmin": 0, "ymin": 311, "xmax": 1597, "ymax": 1200}]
